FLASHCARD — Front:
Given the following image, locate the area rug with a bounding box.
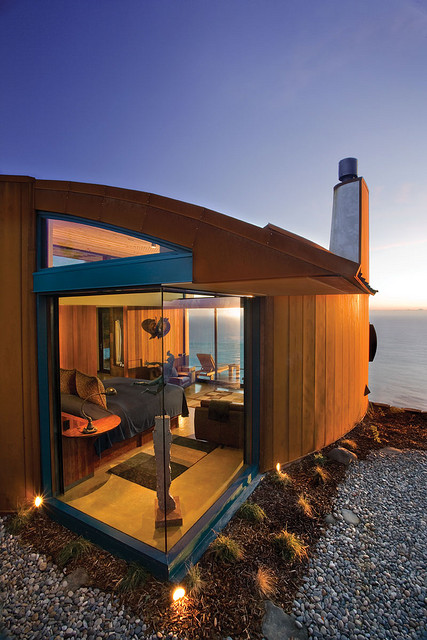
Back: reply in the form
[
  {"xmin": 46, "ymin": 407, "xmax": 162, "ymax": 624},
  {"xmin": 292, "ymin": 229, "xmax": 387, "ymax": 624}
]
[
  {"xmin": 186, "ymin": 389, "xmax": 243, "ymax": 408},
  {"xmin": 107, "ymin": 436, "xmax": 217, "ymax": 491}
]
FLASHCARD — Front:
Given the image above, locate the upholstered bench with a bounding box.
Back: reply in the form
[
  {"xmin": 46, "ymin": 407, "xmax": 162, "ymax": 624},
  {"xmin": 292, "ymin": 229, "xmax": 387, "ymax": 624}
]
[{"xmin": 194, "ymin": 399, "xmax": 244, "ymax": 448}]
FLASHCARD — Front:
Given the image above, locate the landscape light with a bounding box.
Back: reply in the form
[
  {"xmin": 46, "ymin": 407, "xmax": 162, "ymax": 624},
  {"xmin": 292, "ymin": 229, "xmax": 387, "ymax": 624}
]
[
  {"xmin": 34, "ymin": 496, "xmax": 43, "ymax": 508},
  {"xmin": 276, "ymin": 463, "xmax": 281, "ymax": 473},
  {"xmin": 172, "ymin": 587, "xmax": 185, "ymax": 601}
]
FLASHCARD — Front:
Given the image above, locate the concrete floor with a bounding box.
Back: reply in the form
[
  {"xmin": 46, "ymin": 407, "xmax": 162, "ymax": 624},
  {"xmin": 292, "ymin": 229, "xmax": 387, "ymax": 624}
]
[{"xmin": 59, "ymin": 406, "xmax": 244, "ymax": 552}]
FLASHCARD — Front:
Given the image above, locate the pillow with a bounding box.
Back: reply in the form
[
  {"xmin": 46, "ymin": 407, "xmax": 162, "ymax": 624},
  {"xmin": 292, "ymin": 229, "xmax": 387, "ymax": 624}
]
[
  {"xmin": 60, "ymin": 368, "xmax": 77, "ymax": 395},
  {"xmin": 61, "ymin": 393, "xmax": 111, "ymax": 420},
  {"xmin": 75, "ymin": 371, "xmax": 107, "ymax": 409}
]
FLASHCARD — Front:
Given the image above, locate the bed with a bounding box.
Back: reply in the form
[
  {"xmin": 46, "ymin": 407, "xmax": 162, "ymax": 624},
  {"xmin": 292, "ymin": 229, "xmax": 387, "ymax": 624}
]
[{"xmin": 61, "ymin": 375, "xmax": 189, "ymax": 455}]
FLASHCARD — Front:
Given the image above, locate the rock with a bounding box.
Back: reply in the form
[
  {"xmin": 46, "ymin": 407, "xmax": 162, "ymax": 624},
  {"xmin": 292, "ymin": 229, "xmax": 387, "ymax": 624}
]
[
  {"xmin": 324, "ymin": 514, "xmax": 336, "ymax": 524},
  {"xmin": 262, "ymin": 601, "xmax": 308, "ymax": 639},
  {"xmin": 380, "ymin": 447, "xmax": 402, "ymax": 455},
  {"xmin": 327, "ymin": 447, "xmax": 358, "ymax": 466},
  {"xmin": 341, "ymin": 508, "xmax": 360, "ymax": 525},
  {"xmin": 64, "ymin": 567, "xmax": 90, "ymax": 591},
  {"xmin": 38, "ymin": 559, "xmax": 48, "ymax": 571}
]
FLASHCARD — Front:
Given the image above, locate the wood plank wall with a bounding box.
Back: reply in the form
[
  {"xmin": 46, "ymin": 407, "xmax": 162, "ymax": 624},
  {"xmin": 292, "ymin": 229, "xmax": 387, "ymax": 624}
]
[
  {"xmin": 58, "ymin": 305, "xmax": 98, "ymax": 376},
  {"xmin": 0, "ymin": 178, "xmax": 40, "ymax": 510},
  {"xmin": 260, "ymin": 293, "xmax": 369, "ymax": 471},
  {"xmin": 126, "ymin": 308, "xmax": 185, "ymax": 370}
]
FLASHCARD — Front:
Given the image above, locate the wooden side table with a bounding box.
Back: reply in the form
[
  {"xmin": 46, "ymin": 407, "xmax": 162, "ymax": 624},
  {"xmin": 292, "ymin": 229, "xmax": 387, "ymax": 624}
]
[{"xmin": 61, "ymin": 412, "xmax": 121, "ymax": 490}]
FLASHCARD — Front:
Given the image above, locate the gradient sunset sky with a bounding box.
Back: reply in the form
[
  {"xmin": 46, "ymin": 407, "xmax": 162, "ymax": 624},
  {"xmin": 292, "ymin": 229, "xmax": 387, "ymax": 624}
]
[{"xmin": 1, "ymin": 0, "xmax": 426, "ymax": 309}]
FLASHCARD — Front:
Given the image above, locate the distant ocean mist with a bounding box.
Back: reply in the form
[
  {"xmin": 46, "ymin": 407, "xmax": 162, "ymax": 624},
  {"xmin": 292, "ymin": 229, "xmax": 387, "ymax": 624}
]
[{"xmin": 368, "ymin": 310, "xmax": 427, "ymax": 411}]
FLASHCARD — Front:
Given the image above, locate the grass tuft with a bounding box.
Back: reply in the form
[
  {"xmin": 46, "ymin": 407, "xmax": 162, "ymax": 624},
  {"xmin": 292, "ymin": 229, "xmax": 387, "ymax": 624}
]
[
  {"xmin": 272, "ymin": 529, "xmax": 308, "ymax": 563},
  {"xmin": 312, "ymin": 464, "xmax": 331, "ymax": 485},
  {"xmin": 339, "ymin": 439, "xmax": 358, "ymax": 451},
  {"xmin": 210, "ymin": 535, "xmax": 244, "ymax": 564},
  {"xmin": 116, "ymin": 563, "xmax": 148, "ymax": 593},
  {"xmin": 297, "ymin": 493, "xmax": 314, "ymax": 517},
  {"xmin": 237, "ymin": 502, "xmax": 266, "ymax": 523},
  {"xmin": 185, "ymin": 563, "xmax": 205, "ymax": 596},
  {"xmin": 369, "ymin": 424, "xmax": 382, "ymax": 443},
  {"xmin": 255, "ymin": 566, "xmax": 277, "ymax": 597},
  {"xmin": 271, "ymin": 470, "xmax": 293, "ymax": 487},
  {"xmin": 5, "ymin": 504, "xmax": 35, "ymax": 535},
  {"xmin": 313, "ymin": 452, "xmax": 327, "ymax": 467},
  {"xmin": 56, "ymin": 537, "xmax": 93, "ymax": 567},
  {"xmin": 389, "ymin": 406, "xmax": 405, "ymax": 414}
]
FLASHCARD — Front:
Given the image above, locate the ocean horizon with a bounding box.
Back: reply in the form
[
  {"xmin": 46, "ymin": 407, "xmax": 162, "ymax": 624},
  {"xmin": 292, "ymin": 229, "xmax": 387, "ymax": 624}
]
[{"xmin": 189, "ymin": 308, "xmax": 427, "ymax": 411}]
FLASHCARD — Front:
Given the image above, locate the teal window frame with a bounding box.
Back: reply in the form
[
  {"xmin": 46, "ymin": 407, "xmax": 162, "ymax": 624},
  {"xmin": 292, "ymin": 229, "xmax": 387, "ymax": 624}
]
[{"xmin": 35, "ymin": 214, "xmax": 261, "ymax": 580}]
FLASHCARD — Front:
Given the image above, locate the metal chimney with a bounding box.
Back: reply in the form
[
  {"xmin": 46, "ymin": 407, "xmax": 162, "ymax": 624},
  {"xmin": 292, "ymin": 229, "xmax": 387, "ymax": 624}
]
[{"xmin": 338, "ymin": 157, "xmax": 358, "ymax": 182}]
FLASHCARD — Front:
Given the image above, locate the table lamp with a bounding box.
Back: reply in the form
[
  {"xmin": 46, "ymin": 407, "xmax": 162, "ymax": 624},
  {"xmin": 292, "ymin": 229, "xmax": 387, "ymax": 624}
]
[{"xmin": 81, "ymin": 387, "xmax": 117, "ymax": 434}]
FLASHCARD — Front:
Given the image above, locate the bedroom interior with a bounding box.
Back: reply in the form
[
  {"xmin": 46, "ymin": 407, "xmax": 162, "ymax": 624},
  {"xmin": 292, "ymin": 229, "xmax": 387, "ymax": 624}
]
[{"xmin": 56, "ymin": 290, "xmax": 246, "ymax": 551}]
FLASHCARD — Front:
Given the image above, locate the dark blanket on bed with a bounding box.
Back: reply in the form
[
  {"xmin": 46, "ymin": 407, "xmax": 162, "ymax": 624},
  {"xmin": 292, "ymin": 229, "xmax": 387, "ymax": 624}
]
[{"xmin": 95, "ymin": 378, "xmax": 189, "ymax": 455}]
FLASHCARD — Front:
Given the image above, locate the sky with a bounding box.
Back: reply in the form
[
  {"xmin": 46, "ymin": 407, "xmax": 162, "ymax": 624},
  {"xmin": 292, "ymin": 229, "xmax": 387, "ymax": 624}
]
[{"xmin": 1, "ymin": 0, "xmax": 426, "ymax": 309}]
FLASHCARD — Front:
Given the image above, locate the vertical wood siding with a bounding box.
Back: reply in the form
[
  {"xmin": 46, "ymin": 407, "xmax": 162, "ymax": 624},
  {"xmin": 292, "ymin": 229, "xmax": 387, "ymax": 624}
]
[
  {"xmin": 0, "ymin": 179, "xmax": 40, "ymax": 510},
  {"xmin": 58, "ymin": 305, "xmax": 98, "ymax": 375},
  {"xmin": 261, "ymin": 294, "xmax": 369, "ymax": 471}
]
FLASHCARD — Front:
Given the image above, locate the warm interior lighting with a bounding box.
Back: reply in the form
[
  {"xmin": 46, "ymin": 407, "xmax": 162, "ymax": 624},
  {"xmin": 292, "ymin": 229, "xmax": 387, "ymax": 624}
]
[
  {"xmin": 172, "ymin": 587, "xmax": 186, "ymax": 601},
  {"xmin": 34, "ymin": 496, "xmax": 43, "ymax": 508}
]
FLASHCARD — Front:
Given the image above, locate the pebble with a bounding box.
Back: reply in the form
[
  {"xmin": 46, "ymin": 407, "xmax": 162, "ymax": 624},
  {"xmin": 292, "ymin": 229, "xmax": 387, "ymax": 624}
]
[
  {"xmin": 292, "ymin": 449, "xmax": 427, "ymax": 638},
  {"xmin": 1, "ymin": 449, "xmax": 426, "ymax": 639}
]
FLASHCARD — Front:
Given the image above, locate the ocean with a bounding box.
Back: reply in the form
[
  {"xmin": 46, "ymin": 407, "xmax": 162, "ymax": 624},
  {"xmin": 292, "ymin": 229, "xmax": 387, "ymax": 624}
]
[
  {"xmin": 368, "ymin": 310, "xmax": 427, "ymax": 411},
  {"xmin": 188, "ymin": 308, "xmax": 427, "ymax": 411}
]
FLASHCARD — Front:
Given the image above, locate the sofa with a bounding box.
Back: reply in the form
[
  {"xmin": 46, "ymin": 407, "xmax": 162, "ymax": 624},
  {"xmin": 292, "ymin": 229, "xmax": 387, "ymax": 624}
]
[{"xmin": 194, "ymin": 399, "xmax": 244, "ymax": 448}]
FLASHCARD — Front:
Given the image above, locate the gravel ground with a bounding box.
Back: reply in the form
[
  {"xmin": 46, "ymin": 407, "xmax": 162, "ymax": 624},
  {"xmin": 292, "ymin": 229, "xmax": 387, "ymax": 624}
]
[
  {"xmin": 1, "ymin": 448, "xmax": 426, "ymax": 640},
  {"xmin": 292, "ymin": 448, "xmax": 427, "ymax": 640}
]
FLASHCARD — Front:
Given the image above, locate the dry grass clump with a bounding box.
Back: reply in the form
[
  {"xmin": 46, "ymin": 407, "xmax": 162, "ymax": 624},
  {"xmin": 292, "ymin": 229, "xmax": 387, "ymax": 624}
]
[
  {"xmin": 255, "ymin": 566, "xmax": 277, "ymax": 597},
  {"xmin": 271, "ymin": 469, "xmax": 293, "ymax": 487},
  {"xmin": 237, "ymin": 502, "xmax": 266, "ymax": 523},
  {"xmin": 312, "ymin": 464, "xmax": 331, "ymax": 485},
  {"xmin": 116, "ymin": 562, "xmax": 148, "ymax": 593},
  {"xmin": 390, "ymin": 406, "xmax": 405, "ymax": 414},
  {"xmin": 297, "ymin": 493, "xmax": 314, "ymax": 517},
  {"xmin": 56, "ymin": 537, "xmax": 93, "ymax": 567},
  {"xmin": 185, "ymin": 564, "xmax": 204, "ymax": 596},
  {"xmin": 339, "ymin": 438, "xmax": 358, "ymax": 451},
  {"xmin": 210, "ymin": 534, "xmax": 244, "ymax": 564},
  {"xmin": 313, "ymin": 452, "xmax": 327, "ymax": 467},
  {"xmin": 370, "ymin": 424, "xmax": 382, "ymax": 443},
  {"xmin": 272, "ymin": 529, "xmax": 308, "ymax": 563},
  {"xmin": 5, "ymin": 504, "xmax": 35, "ymax": 535}
]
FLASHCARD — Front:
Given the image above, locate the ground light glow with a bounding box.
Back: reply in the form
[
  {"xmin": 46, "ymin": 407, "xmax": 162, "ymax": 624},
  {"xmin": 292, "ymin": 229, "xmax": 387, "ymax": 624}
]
[
  {"xmin": 172, "ymin": 587, "xmax": 186, "ymax": 601},
  {"xmin": 276, "ymin": 463, "xmax": 281, "ymax": 472},
  {"xmin": 34, "ymin": 496, "xmax": 43, "ymax": 507}
]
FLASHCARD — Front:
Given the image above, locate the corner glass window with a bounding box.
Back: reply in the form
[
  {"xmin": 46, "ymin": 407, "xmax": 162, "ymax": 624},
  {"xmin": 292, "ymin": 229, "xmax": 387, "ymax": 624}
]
[{"xmin": 46, "ymin": 219, "xmax": 172, "ymax": 267}]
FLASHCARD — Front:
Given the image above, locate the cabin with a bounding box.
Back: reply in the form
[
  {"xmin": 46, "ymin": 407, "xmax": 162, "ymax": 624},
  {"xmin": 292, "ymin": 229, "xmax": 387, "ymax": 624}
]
[{"xmin": 0, "ymin": 158, "xmax": 374, "ymax": 579}]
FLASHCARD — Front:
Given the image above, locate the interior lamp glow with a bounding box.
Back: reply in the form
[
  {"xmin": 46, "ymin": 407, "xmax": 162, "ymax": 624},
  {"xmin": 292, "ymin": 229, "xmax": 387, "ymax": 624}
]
[
  {"xmin": 34, "ymin": 496, "xmax": 43, "ymax": 507},
  {"xmin": 172, "ymin": 587, "xmax": 185, "ymax": 601}
]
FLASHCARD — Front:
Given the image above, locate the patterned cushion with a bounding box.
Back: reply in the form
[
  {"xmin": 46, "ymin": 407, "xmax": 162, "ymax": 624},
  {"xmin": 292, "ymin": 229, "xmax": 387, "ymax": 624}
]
[
  {"xmin": 75, "ymin": 371, "xmax": 107, "ymax": 409},
  {"xmin": 60, "ymin": 368, "xmax": 77, "ymax": 395}
]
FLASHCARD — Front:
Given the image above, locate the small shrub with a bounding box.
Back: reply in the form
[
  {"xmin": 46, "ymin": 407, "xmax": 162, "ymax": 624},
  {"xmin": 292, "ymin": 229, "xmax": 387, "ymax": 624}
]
[
  {"xmin": 116, "ymin": 563, "xmax": 148, "ymax": 593},
  {"xmin": 370, "ymin": 424, "xmax": 381, "ymax": 443},
  {"xmin": 5, "ymin": 505, "xmax": 34, "ymax": 535},
  {"xmin": 339, "ymin": 439, "xmax": 358, "ymax": 451},
  {"xmin": 271, "ymin": 470, "xmax": 293, "ymax": 487},
  {"xmin": 312, "ymin": 464, "xmax": 331, "ymax": 485},
  {"xmin": 210, "ymin": 535, "xmax": 243, "ymax": 563},
  {"xmin": 186, "ymin": 563, "xmax": 204, "ymax": 595},
  {"xmin": 297, "ymin": 494, "xmax": 314, "ymax": 517},
  {"xmin": 56, "ymin": 537, "xmax": 92, "ymax": 567},
  {"xmin": 313, "ymin": 452, "xmax": 327, "ymax": 467},
  {"xmin": 255, "ymin": 566, "xmax": 277, "ymax": 597},
  {"xmin": 238, "ymin": 502, "xmax": 266, "ymax": 523},
  {"xmin": 273, "ymin": 529, "xmax": 308, "ymax": 563}
]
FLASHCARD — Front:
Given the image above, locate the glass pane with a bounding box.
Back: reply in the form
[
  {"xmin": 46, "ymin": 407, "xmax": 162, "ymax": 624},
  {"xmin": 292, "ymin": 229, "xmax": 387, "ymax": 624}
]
[
  {"xmin": 46, "ymin": 219, "xmax": 172, "ymax": 267},
  {"xmin": 53, "ymin": 290, "xmax": 246, "ymax": 557}
]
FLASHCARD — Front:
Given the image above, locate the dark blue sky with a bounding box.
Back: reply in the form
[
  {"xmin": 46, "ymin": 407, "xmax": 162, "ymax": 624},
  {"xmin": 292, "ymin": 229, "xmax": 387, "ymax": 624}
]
[{"xmin": 2, "ymin": 0, "xmax": 426, "ymax": 307}]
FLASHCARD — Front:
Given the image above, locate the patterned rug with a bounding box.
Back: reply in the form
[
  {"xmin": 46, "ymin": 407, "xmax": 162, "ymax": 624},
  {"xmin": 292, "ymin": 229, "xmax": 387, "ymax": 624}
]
[
  {"xmin": 107, "ymin": 435, "xmax": 217, "ymax": 491},
  {"xmin": 186, "ymin": 389, "xmax": 244, "ymax": 408}
]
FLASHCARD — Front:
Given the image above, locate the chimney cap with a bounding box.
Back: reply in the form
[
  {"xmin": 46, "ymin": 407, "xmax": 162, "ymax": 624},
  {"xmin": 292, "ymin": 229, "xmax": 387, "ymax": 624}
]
[{"xmin": 338, "ymin": 157, "xmax": 358, "ymax": 182}]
